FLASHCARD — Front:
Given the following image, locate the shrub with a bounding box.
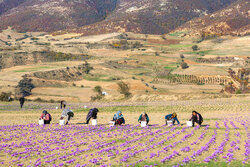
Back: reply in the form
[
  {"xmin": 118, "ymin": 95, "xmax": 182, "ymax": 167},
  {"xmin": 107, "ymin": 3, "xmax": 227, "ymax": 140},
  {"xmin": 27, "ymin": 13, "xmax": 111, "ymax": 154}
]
[
  {"xmin": 94, "ymin": 86, "xmax": 102, "ymax": 95},
  {"xmin": 181, "ymin": 62, "xmax": 189, "ymax": 69},
  {"xmin": 236, "ymin": 89, "xmax": 242, "ymax": 94},
  {"xmin": 192, "ymin": 45, "xmax": 199, "ymax": 51},
  {"xmin": 180, "ymin": 54, "xmax": 185, "ymax": 59},
  {"xmin": 117, "ymin": 81, "xmax": 131, "ymax": 98},
  {"xmin": 72, "ymin": 83, "xmax": 76, "ymax": 87},
  {"xmin": 91, "ymin": 95, "xmax": 102, "ymax": 101},
  {"xmin": 0, "ymin": 92, "xmax": 12, "ymax": 101},
  {"xmin": 50, "ymin": 99, "xmax": 55, "ymax": 103},
  {"xmin": 34, "ymin": 98, "xmax": 44, "ymax": 102},
  {"xmin": 91, "ymin": 86, "xmax": 104, "ymax": 101},
  {"xmin": 197, "ymin": 82, "xmax": 205, "ymax": 85}
]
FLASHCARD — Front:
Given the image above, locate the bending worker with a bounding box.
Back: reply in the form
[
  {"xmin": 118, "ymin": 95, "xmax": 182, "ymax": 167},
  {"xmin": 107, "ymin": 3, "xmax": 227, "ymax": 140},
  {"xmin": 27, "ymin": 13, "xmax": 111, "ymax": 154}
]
[{"xmin": 165, "ymin": 112, "xmax": 180, "ymax": 125}]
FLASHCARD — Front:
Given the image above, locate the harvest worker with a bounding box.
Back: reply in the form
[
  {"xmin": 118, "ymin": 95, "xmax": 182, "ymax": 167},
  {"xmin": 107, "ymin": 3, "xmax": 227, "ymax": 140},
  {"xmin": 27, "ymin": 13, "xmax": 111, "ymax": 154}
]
[
  {"xmin": 189, "ymin": 111, "xmax": 203, "ymax": 127},
  {"xmin": 165, "ymin": 112, "xmax": 180, "ymax": 125},
  {"xmin": 138, "ymin": 112, "xmax": 149, "ymax": 125},
  {"xmin": 61, "ymin": 108, "xmax": 74, "ymax": 125},
  {"xmin": 19, "ymin": 96, "xmax": 25, "ymax": 108},
  {"xmin": 112, "ymin": 111, "xmax": 125, "ymax": 125},
  {"xmin": 86, "ymin": 108, "xmax": 99, "ymax": 124},
  {"xmin": 60, "ymin": 100, "xmax": 66, "ymax": 109},
  {"xmin": 40, "ymin": 110, "xmax": 52, "ymax": 124}
]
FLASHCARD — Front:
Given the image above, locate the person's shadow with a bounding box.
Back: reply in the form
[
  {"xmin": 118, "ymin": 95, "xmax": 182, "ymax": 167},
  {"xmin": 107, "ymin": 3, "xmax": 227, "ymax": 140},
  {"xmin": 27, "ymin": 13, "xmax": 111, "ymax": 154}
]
[
  {"xmin": 76, "ymin": 123, "xmax": 109, "ymax": 126},
  {"xmin": 76, "ymin": 123, "xmax": 86, "ymax": 125}
]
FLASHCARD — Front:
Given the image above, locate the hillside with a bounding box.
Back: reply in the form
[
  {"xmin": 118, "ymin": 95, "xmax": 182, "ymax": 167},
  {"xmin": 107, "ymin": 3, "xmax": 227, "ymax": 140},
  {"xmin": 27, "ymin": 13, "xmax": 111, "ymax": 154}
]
[
  {"xmin": 172, "ymin": 0, "xmax": 250, "ymax": 36},
  {"xmin": 0, "ymin": 27, "xmax": 249, "ymax": 102},
  {"xmin": 0, "ymin": 0, "xmax": 27, "ymax": 15},
  {"xmin": 0, "ymin": 0, "xmax": 238, "ymax": 34},
  {"xmin": 0, "ymin": 0, "xmax": 118, "ymax": 32}
]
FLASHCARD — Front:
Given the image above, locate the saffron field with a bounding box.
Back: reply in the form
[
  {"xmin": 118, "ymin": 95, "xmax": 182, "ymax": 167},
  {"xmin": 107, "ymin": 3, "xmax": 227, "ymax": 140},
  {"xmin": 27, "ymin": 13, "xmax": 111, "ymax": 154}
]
[{"xmin": 0, "ymin": 97, "xmax": 249, "ymax": 167}]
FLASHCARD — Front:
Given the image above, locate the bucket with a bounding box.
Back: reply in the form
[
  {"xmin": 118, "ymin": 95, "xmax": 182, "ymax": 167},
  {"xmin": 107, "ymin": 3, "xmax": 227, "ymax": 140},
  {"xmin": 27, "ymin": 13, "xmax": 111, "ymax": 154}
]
[
  {"xmin": 59, "ymin": 120, "xmax": 65, "ymax": 126},
  {"xmin": 141, "ymin": 121, "xmax": 147, "ymax": 127},
  {"xmin": 56, "ymin": 107, "xmax": 58, "ymax": 109},
  {"xmin": 39, "ymin": 119, "xmax": 44, "ymax": 125},
  {"xmin": 187, "ymin": 121, "xmax": 192, "ymax": 127},
  {"xmin": 167, "ymin": 120, "xmax": 173, "ymax": 126},
  {"xmin": 92, "ymin": 119, "xmax": 97, "ymax": 125},
  {"xmin": 109, "ymin": 121, "xmax": 115, "ymax": 127}
]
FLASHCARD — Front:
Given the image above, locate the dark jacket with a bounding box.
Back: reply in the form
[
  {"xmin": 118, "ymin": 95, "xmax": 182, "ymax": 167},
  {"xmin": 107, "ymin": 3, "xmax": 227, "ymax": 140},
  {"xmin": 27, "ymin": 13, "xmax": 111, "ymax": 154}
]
[
  {"xmin": 138, "ymin": 114, "xmax": 149, "ymax": 123},
  {"xmin": 19, "ymin": 97, "xmax": 25, "ymax": 104},
  {"xmin": 86, "ymin": 108, "xmax": 99, "ymax": 121},
  {"xmin": 190, "ymin": 112, "xmax": 203, "ymax": 122}
]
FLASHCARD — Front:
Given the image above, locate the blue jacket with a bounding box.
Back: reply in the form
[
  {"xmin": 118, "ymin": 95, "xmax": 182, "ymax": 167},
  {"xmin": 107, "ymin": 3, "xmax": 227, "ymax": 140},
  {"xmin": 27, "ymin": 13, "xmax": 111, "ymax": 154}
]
[{"xmin": 165, "ymin": 114, "xmax": 180, "ymax": 124}]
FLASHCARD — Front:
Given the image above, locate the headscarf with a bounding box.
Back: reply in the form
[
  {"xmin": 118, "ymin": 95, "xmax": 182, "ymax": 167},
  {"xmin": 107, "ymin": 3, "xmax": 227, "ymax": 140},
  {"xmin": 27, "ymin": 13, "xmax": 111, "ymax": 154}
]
[
  {"xmin": 86, "ymin": 108, "xmax": 99, "ymax": 121},
  {"xmin": 114, "ymin": 111, "xmax": 123, "ymax": 120},
  {"xmin": 43, "ymin": 110, "xmax": 48, "ymax": 115},
  {"xmin": 172, "ymin": 112, "xmax": 177, "ymax": 118}
]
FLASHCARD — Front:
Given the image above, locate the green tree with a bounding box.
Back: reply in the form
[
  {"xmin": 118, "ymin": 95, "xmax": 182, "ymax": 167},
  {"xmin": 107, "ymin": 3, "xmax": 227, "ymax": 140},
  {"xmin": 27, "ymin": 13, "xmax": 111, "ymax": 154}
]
[
  {"xmin": 117, "ymin": 81, "xmax": 131, "ymax": 98},
  {"xmin": 94, "ymin": 86, "xmax": 102, "ymax": 95},
  {"xmin": 192, "ymin": 45, "xmax": 199, "ymax": 51},
  {"xmin": 181, "ymin": 62, "xmax": 189, "ymax": 69}
]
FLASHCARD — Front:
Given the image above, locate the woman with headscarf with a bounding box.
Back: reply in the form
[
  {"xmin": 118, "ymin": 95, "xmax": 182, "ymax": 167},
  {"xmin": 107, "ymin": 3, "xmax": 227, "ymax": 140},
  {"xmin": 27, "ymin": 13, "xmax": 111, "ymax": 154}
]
[
  {"xmin": 165, "ymin": 112, "xmax": 180, "ymax": 125},
  {"xmin": 60, "ymin": 100, "xmax": 66, "ymax": 109},
  {"xmin": 86, "ymin": 108, "xmax": 99, "ymax": 124},
  {"xmin": 138, "ymin": 112, "xmax": 149, "ymax": 125},
  {"xmin": 40, "ymin": 110, "xmax": 52, "ymax": 124},
  {"xmin": 189, "ymin": 111, "xmax": 203, "ymax": 127},
  {"xmin": 61, "ymin": 108, "xmax": 74, "ymax": 125},
  {"xmin": 112, "ymin": 111, "xmax": 125, "ymax": 125}
]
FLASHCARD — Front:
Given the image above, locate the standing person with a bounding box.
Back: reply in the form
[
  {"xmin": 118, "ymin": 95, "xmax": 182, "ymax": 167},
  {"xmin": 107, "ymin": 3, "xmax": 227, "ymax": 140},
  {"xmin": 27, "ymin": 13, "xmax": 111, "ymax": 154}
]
[
  {"xmin": 189, "ymin": 111, "xmax": 203, "ymax": 127},
  {"xmin": 112, "ymin": 111, "xmax": 125, "ymax": 125},
  {"xmin": 61, "ymin": 108, "xmax": 74, "ymax": 125},
  {"xmin": 19, "ymin": 96, "xmax": 25, "ymax": 108},
  {"xmin": 165, "ymin": 112, "xmax": 180, "ymax": 125},
  {"xmin": 86, "ymin": 108, "xmax": 99, "ymax": 124},
  {"xmin": 138, "ymin": 112, "xmax": 149, "ymax": 125},
  {"xmin": 40, "ymin": 110, "xmax": 52, "ymax": 124},
  {"xmin": 60, "ymin": 100, "xmax": 66, "ymax": 109}
]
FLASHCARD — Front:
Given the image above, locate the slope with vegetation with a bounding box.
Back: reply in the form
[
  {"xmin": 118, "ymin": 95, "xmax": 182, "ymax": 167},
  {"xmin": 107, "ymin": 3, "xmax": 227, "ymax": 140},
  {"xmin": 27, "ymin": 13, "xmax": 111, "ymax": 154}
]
[{"xmin": 173, "ymin": 0, "xmax": 250, "ymax": 37}]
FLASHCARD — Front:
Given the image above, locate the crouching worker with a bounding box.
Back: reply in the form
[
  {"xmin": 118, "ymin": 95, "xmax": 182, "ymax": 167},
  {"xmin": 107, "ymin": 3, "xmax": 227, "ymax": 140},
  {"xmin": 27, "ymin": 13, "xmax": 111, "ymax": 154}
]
[
  {"xmin": 112, "ymin": 111, "xmax": 125, "ymax": 125},
  {"xmin": 138, "ymin": 112, "xmax": 149, "ymax": 125},
  {"xmin": 40, "ymin": 110, "xmax": 52, "ymax": 124},
  {"xmin": 61, "ymin": 108, "xmax": 74, "ymax": 125},
  {"xmin": 86, "ymin": 108, "xmax": 99, "ymax": 124},
  {"xmin": 189, "ymin": 111, "xmax": 203, "ymax": 127},
  {"xmin": 165, "ymin": 112, "xmax": 180, "ymax": 125}
]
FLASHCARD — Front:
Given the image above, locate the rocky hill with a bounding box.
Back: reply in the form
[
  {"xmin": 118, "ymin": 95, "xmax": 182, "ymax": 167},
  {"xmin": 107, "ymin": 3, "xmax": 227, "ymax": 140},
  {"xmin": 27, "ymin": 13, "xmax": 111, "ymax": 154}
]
[
  {"xmin": 73, "ymin": 0, "xmax": 238, "ymax": 35},
  {"xmin": 0, "ymin": 0, "xmax": 27, "ymax": 15},
  {"xmin": 172, "ymin": 0, "xmax": 250, "ymax": 36},
  {"xmin": 0, "ymin": 0, "xmax": 118, "ymax": 32},
  {"xmin": 0, "ymin": 0, "xmax": 238, "ymax": 34}
]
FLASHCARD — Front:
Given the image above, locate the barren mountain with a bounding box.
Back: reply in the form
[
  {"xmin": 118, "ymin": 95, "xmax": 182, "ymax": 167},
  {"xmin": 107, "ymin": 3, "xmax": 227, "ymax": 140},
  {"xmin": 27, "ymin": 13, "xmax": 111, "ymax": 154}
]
[
  {"xmin": 72, "ymin": 0, "xmax": 238, "ymax": 35},
  {"xmin": 0, "ymin": 0, "xmax": 117, "ymax": 32},
  {"xmin": 173, "ymin": 0, "xmax": 250, "ymax": 36},
  {"xmin": 0, "ymin": 0, "xmax": 238, "ymax": 34},
  {"xmin": 0, "ymin": 0, "xmax": 27, "ymax": 15}
]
